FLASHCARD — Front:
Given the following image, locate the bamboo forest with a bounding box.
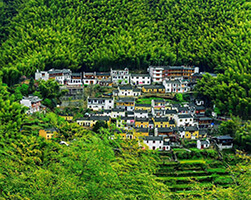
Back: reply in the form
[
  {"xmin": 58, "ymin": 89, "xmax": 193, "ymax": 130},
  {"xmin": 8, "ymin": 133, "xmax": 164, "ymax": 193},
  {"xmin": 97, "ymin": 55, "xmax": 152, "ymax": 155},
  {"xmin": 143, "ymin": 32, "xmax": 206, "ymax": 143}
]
[{"xmin": 0, "ymin": 0, "xmax": 250, "ymax": 199}]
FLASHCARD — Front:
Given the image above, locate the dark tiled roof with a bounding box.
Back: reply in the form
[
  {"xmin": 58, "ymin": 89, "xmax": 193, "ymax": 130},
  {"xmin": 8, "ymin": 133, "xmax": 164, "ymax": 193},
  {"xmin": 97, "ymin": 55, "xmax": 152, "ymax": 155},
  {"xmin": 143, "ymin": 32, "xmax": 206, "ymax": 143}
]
[
  {"xmin": 185, "ymin": 126, "xmax": 198, "ymax": 131},
  {"xmin": 143, "ymin": 85, "xmax": 165, "ymax": 89},
  {"xmin": 135, "ymin": 118, "xmax": 149, "ymax": 122},
  {"xmin": 178, "ymin": 114, "xmax": 193, "ymax": 118},
  {"xmin": 154, "ymin": 117, "xmax": 169, "ymax": 122},
  {"xmin": 135, "ymin": 110, "xmax": 148, "ymax": 113},
  {"xmin": 112, "ymin": 108, "xmax": 125, "ymax": 112},
  {"xmin": 166, "ymin": 109, "xmax": 177, "ymax": 114},
  {"xmin": 157, "ymin": 128, "xmax": 173, "ymax": 133},
  {"xmin": 96, "ymin": 72, "xmax": 110, "ymax": 76},
  {"xmin": 144, "ymin": 136, "xmax": 163, "ymax": 141},
  {"xmin": 214, "ymin": 135, "xmax": 233, "ymax": 140},
  {"xmin": 119, "ymin": 85, "xmax": 133, "ymax": 90},
  {"xmin": 135, "ymin": 104, "xmax": 151, "ymax": 107},
  {"xmin": 135, "ymin": 128, "xmax": 149, "ymax": 133},
  {"xmin": 131, "ymin": 74, "xmax": 150, "ymax": 77},
  {"xmin": 117, "ymin": 98, "xmax": 135, "ymax": 103}
]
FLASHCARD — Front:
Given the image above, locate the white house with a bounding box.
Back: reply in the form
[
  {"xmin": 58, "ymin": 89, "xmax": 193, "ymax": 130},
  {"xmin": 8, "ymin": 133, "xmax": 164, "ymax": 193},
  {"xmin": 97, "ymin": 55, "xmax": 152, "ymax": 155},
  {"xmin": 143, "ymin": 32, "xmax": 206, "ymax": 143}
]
[
  {"xmin": 82, "ymin": 72, "xmax": 97, "ymax": 85},
  {"xmin": 197, "ymin": 140, "xmax": 210, "ymax": 150},
  {"xmin": 67, "ymin": 73, "xmax": 82, "ymax": 86},
  {"xmin": 133, "ymin": 88, "xmax": 141, "ymax": 96},
  {"xmin": 143, "ymin": 136, "xmax": 170, "ymax": 151},
  {"xmin": 148, "ymin": 66, "xmax": 164, "ymax": 83},
  {"xmin": 87, "ymin": 97, "xmax": 114, "ymax": 111},
  {"xmin": 163, "ymin": 79, "xmax": 190, "ymax": 93},
  {"xmin": 111, "ymin": 68, "xmax": 130, "ymax": 85},
  {"xmin": 48, "ymin": 69, "xmax": 72, "ymax": 85},
  {"xmin": 111, "ymin": 108, "xmax": 126, "ymax": 118},
  {"xmin": 118, "ymin": 85, "xmax": 133, "ymax": 97},
  {"xmin": 174, "ymin": 114, "xmax": 196, "ymax": 127},
  {"xmin": 212, "ymin": 136, "xmax": 234, "ymax": 151},
  {"xmin": 134, "ymin": 110, "xmax": 148, "ymax": 118},
  {"xmin": 130, "ymin": 74, "xmax": 151, "ymax": 85},
  {"xmin": 35, "ymin": 70, "xmax": 49, "ymax": 81},
  {"xmin": 20, "ymin": 96, "xmax": 44, "ymax": 114}
]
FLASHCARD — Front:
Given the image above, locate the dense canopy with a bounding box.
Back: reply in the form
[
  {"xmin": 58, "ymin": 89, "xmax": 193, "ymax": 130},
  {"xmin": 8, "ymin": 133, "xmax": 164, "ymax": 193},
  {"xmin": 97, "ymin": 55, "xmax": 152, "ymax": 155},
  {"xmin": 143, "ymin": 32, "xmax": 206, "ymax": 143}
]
[{"xmin": 0, "ymin": 0, "xmax": 250, "ymax": 75}]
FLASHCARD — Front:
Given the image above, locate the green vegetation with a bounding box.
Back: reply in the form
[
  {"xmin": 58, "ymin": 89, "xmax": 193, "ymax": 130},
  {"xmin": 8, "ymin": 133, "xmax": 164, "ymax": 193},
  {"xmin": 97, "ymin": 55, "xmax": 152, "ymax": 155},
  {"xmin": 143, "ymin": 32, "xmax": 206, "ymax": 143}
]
[
  {"xmin": 0, "ymin": 0, "xmax": 250, "ymax": 198},
  {"xmin": 0, "ymin": 0, "xmax": 249, "ymax": 77}
]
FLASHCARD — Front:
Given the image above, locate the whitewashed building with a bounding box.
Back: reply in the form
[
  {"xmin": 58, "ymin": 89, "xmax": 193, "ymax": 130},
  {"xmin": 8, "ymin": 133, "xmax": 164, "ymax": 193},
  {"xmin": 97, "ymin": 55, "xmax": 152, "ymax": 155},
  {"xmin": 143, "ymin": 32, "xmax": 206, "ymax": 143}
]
[
  {"xmin": 134, "ymin": 110, "xmax": 148, "ymax": 118},
  {"xmin": 143, "ymin": 136, "xmax": 170, "ymax": 151},
  {"xmin": 111, "ymin": 108, "xmax": 126, "ymax": 118},
  {"xmin": 20, "ymin": 96, "xmax": 44, "ymax": 114},
  {"xmin": 148, "ymin": 66, "xmax": 164, "ymax": 83},
  {"xmin": 118, "ymin": 85, "xmax": 133, "ymax": 97},
  {"xmin": 83, "ymin": 72, "xmax": 97, "ymax": 85},
  {"xmin": 87, "ymin": 97, "xmax": 114, "ymax": 111},
  {"xmin": 111, "ymin": 68, "xmax": 130, "ymax": 85},
  {"xmin": 130, "ymin": 74, "xmax": 151, "ymax": 85},
  {"xmin": 197, "ymin": 140, "xmax": 210, "ymax": 150},
  {"xmin": 35, "ymin": 70, "xmax": 49, "ymax": 81},
  {"xmin": 174, "ymin": 114, "xmax": 196, "ymax": 127},
  {"xmin": 163, "ymin": 79, "xmax": 190, "ymax": 93}
]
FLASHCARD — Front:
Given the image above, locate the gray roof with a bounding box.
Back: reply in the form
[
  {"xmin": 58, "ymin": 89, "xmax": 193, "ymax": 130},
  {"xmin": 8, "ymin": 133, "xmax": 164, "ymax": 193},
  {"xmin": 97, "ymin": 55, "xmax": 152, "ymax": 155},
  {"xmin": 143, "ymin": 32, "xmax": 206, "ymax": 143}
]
[
  {"xmin": 214, "ymin": 135, "xmax": 233, "ymax": 140},
  {"xmin": 135, "ymin": 118, "xmax": 148, "ymax": 122},
  {"xmin": 166, "ymin": 109, "xmax": 177, "ymax": 114},
  {"xmin": 135, "ymin": 110, "xmax": 148, "ymax": 113},
  {"xmin": 178, "ymin": 114, "xmax": 193, "ymax": 118},
  {"xmin": 48, "ymin": 69, "xmax": 71, "ymax": 74},
  {"xmin": 144, "ymin": 136, "xmax": 163, "ymax": 141},
  {"xmin": 154, "ymin": 117, "xmax": 169, "ymax": 122},
  {"xmin": 96, "ymin": 72, "xmax": 110, "ymax": 76},
  {"xmin": 119, "ymin": 85, "xmax": 133, "ymax": 90},
  {"xmin": 135, "ymin": 128, "xmax": 149, "ymax": 133},
  {"xmin": 88, "ymin": 97, "xmax": 113, "ymax": 101},
  {"xmin": 143, "ymin": 85, "xmax": 165, "ymax": 89},
  {"xmin": 199, "ymin": 117, "xmax": 213, "ymax": 121},
  {"xmin": 133, "ymin": 88, "xmax": 141, "ymax": 92},
  {"xmin": 185, "ymin": 126, "xmax": 198, "ymax": 131},
  {"xmin": 157, "ymin": 128, "xmax": 173, "ymax": 133},
  {"xmin": 22, "ymin": 96, "xmax": 42, "ymax": 103},
  {"xmin": 135, "ymin": 104, "xmax": 151, "ymax": 107},
  {"xmin": 112, "ymin": 108, "xmax": 125, "ymax": 112},
  {"xmin": 131, "ymin": 74, "xmax": 150, "ymax": 77},
  {"xmin": 117, "ymin": 98, "xmax": 135, "ymax": 103}
]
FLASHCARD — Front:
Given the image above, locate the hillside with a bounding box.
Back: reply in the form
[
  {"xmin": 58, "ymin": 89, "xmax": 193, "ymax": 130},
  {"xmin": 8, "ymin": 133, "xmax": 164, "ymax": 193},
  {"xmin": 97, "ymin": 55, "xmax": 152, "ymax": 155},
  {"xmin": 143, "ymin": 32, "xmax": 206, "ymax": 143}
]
[{"xmin": 0, "ymin": 0, "xmax": 250, "ymax": 76}]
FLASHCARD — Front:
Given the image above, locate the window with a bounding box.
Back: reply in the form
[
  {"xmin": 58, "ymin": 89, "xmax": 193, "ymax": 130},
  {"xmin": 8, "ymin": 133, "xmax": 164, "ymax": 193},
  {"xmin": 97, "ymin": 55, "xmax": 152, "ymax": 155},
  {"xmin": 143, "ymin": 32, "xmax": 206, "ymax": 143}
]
[
  {"xmin": 180, "ymin": 119, "xmax": 182, "ymax": 122},
  {"xmin": 147, "ymin": 140, "xmax": 148, "ymax": 143},
  {"xmin": 153, "ymin": 141, "xmax": 155, "ymax": 143},
  {"xmin": 153, "ymin": 146, "xmax": 156, "ymax": 150}
]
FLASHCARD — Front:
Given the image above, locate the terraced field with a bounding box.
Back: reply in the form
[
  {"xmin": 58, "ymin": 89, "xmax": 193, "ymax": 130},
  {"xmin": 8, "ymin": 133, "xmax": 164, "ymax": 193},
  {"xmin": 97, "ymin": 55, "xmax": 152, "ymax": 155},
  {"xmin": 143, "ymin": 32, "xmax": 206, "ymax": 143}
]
[{"xmin": 155, "ymin": 151, "xmax": 235, "ymax": 195}]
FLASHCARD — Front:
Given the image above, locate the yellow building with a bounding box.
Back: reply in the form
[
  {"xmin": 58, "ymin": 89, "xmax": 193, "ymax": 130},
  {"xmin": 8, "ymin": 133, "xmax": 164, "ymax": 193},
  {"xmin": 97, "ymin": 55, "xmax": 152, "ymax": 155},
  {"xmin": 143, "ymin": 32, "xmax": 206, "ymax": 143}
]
[
  {"xmin": 135, "ymin": 104, "xmax": 152, "ymax": 111},
  {"xmin": 135, "ymin": 118, "xmax": 149, "ymax": 128},
  {"xmin": 76, "ymin": 116, "xmax": 111, "ymax": 128},
  {"xmin": 116, "ymin": 98, "xmax": 135, "ymax": 111},
  {"xmin": 39, "ymin": 128, "xmax": 57, "ymax": 140},
  {"xmin": 153, "ymin": 117, "xmax": 169, "ymax": 128},
  {"xmin": 142, "ymin": 85, "xmax": 165, "ymax": 93},
  {"xmin": 184, "ymin": 126, "xmax": 199, "ymax": 139},
  {"xmin": 135, "ymin": 128, "xmax": 149, "ymax": 137},
  {"xmin": 59, "ymin": 114, "xmax": 73, "ymax": 121}
]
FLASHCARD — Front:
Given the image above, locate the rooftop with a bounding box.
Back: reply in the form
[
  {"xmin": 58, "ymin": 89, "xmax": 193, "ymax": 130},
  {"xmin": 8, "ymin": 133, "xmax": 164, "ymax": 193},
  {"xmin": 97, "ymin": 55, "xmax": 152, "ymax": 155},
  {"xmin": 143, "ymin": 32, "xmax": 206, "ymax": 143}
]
[{"xmin": 178, "ymin": 114, "xmax": 193, "ymax": 118}]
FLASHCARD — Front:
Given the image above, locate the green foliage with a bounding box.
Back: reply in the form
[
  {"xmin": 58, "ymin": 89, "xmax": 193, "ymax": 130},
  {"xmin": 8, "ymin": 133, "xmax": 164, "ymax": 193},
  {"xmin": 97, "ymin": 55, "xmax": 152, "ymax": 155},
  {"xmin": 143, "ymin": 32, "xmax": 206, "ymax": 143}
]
[
  {"xmin": 175, "ymin": 93, "xmax": 183, "ymax": 102},
  {"xmin": 0, "ymin": 0, "xmax": 249, "ymax": 76},
  {"xmin": 92, "ymin": 120, "xmax": 108, "ymax": 133},
  {"xmin": 195, "ymin": 72, "xmax": 251, "ymax": 119}
]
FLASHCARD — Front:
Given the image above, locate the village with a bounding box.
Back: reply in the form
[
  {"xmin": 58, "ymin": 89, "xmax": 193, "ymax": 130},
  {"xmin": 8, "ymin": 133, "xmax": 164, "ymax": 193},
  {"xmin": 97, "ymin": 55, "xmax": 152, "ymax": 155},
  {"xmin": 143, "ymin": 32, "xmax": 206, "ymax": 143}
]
[{"xmin": 20, "ymin": 66, "xmax": 233, "ymax": 151}]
